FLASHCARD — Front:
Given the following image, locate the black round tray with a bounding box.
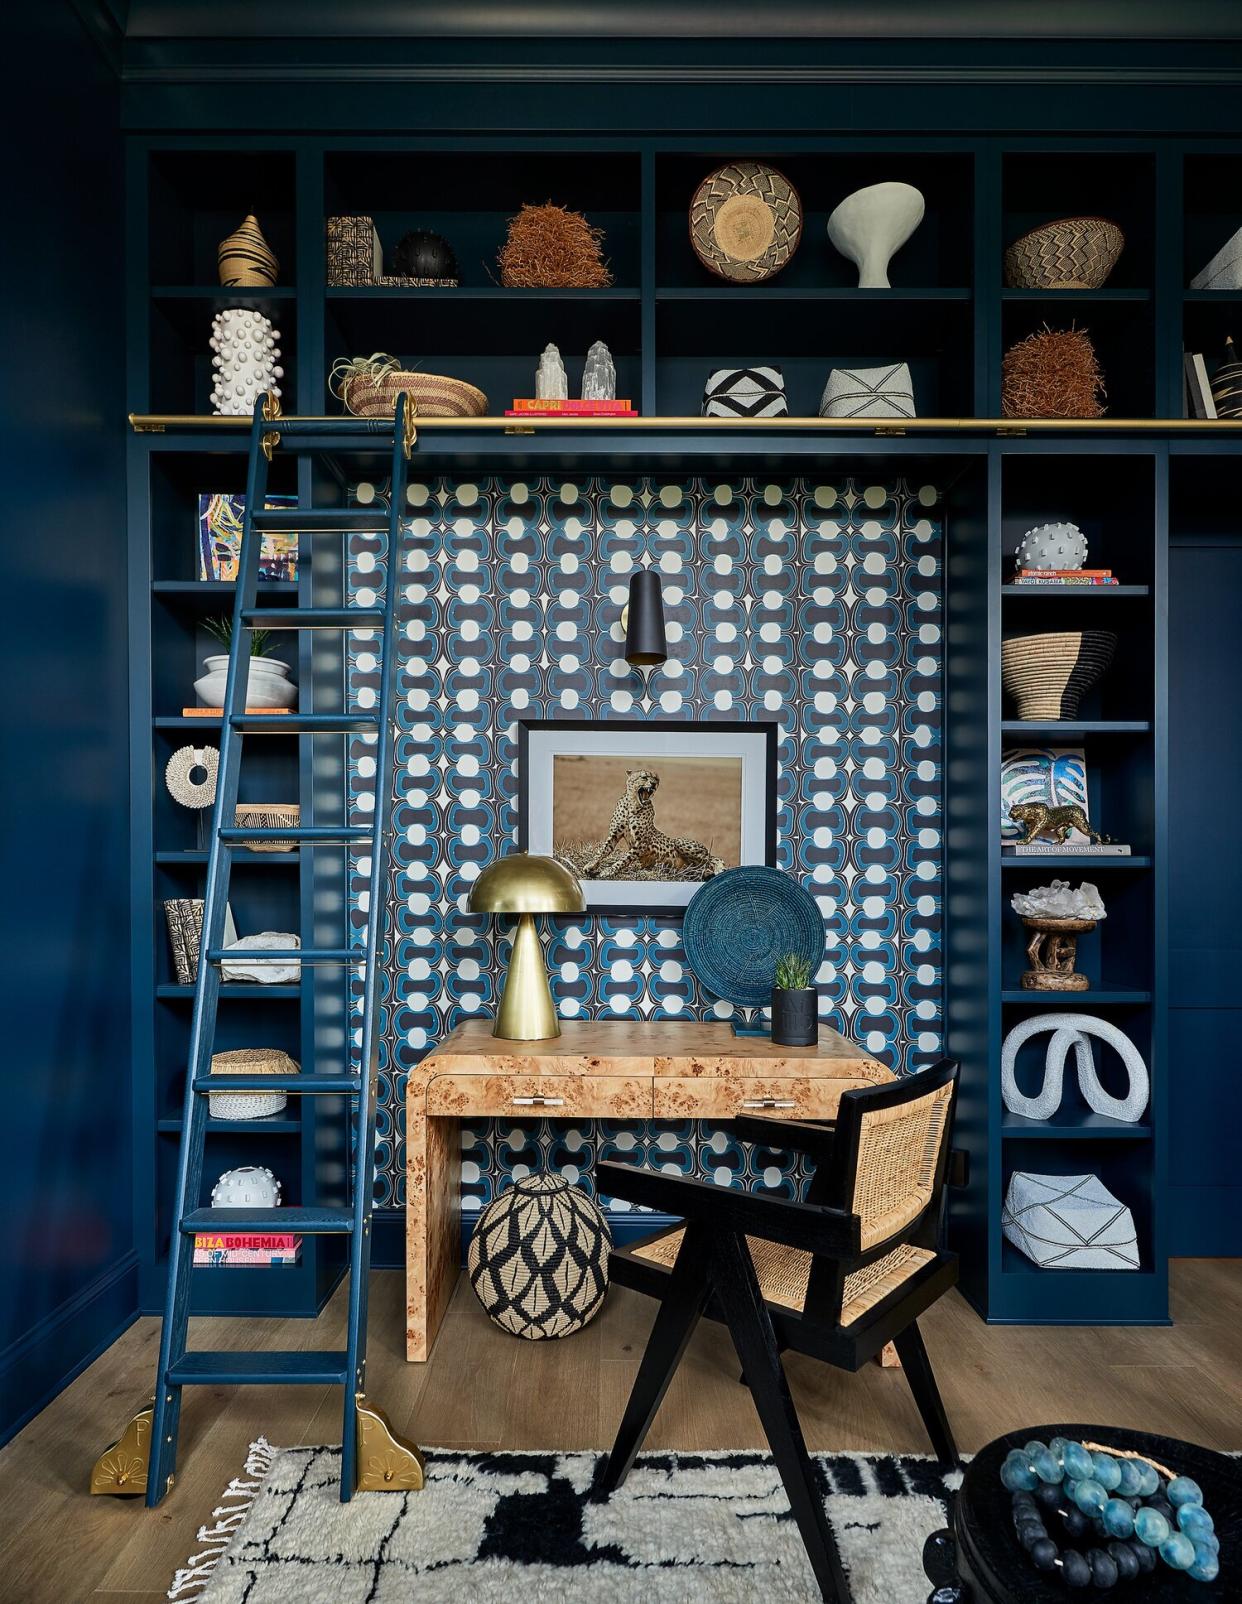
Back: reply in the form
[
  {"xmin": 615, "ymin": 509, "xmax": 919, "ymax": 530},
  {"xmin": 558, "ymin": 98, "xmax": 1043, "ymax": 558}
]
[{"xmin": 952, "ymin": 1425, "xmax": 1239, "ymax": 1602}]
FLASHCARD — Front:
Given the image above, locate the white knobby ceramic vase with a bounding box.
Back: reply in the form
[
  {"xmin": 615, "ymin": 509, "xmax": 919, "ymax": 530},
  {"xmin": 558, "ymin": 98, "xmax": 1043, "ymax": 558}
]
[
  {"xmin": 826, "ymin": 181, "xmax": 926, "ymax": 289},
  {"xmin": 194, "ymin": 654, "xmax": 297, "ymax": 709}
]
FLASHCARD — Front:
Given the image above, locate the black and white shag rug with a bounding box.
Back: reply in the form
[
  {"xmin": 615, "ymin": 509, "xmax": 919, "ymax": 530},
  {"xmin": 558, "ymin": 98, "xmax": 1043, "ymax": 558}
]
[{"xmin": 170, "ymin": 1438, "xmax": 961, "ymax": 1603}]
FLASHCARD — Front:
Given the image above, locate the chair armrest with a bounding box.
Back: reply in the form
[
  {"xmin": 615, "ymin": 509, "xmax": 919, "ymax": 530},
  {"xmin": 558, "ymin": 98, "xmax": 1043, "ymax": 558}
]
[
  {"xmin": 730, "ymin": 1114, "xmax": 837, "ymax": 1166},
  {"xmin": 597, "ymin": 1159, "xmax": 861, "ymax": 1258}
]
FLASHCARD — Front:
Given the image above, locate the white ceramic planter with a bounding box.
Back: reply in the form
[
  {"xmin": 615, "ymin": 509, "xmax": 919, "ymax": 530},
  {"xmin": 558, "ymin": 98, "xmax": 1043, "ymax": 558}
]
[
  {"xmin": 826, "ymin": 181, "xmax": 925, "ymax": 289},
  {"xmin": 194, "ymin": 654, "xmax": 297, "ymax": 709}
]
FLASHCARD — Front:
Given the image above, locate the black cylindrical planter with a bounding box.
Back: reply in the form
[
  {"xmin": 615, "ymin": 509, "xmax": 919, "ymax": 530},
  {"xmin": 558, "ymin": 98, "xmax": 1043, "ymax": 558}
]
[
  {"xmin": 771, "ymin": 986, "xmax": 818, "ymax": 1047},
  {"xmin": 625, "ymin": 569, "xmax": 667, "ymax": 666}
]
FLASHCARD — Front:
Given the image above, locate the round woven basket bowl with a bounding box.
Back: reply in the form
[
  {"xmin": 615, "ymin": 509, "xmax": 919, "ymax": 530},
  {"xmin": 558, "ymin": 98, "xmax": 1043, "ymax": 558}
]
[
  {"xmin": 683, "ymin": 865, "xmax": 825, "ymax": 1010},
  {"xmin": 340, "ymin": 370, "xmax": 488, "ymax": 419},
  {"xmin": 1003, "ymin": 216, "xmax": 1125, "ymax": 290},
  {"xmin": 689, "ymin": 161, "xmax": 803, "ymax": 284},
  {"xmin": 207, "ymin": 1047, "xmax": 298, "ymax": 1120},
  {"xmin": 1001, "ymin": 629, "xmax": 1118, "ymax": 721},
  {"xmin": 468, "ymin": 1176, "xmax": 612, "ymax": 1340}
]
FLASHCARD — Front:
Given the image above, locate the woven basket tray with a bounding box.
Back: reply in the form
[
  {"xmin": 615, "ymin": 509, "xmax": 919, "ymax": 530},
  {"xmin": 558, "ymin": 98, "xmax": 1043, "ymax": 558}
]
[
  {"xmin": 234, "ymin": 803, "xmax": 300, "ymax": 852},
  {"xmin": 1004, "ymin": 216, "xmax": 1125, "ymax": 290},
  {"xmin": 208, "ymin": 1048, "xmax": 299, "ymax": 1120},
  {"xmin": 337, "ymin": 366, "xmax": 488, "ymax": 419}
]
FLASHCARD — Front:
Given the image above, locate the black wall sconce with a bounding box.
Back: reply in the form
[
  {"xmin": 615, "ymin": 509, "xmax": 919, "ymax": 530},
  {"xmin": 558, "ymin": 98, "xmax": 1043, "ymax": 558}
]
[{"xmin": 622, "ymin": 569, "xmax": 668, "ymax": 667}]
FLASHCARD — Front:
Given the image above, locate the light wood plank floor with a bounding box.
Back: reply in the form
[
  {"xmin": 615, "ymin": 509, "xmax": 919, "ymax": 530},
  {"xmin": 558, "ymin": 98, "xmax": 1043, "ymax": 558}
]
[{"xmin": 2, "ymin": 1261, "xmax": 1241, "ymax": 1603}]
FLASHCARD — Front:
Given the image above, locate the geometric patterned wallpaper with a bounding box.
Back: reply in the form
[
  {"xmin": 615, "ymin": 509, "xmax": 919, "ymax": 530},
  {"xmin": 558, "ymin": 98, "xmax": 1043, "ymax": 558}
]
[{"xmin": 346, "ymin": 475, "xmax": 943, "ymax": 1215}]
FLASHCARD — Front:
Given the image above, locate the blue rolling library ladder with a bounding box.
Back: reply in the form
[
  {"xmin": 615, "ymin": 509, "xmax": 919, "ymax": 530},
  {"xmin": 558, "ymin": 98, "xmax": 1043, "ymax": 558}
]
[{"xmin": 92, "ymin": 395, "xmax": 424, "ymax": 1503}]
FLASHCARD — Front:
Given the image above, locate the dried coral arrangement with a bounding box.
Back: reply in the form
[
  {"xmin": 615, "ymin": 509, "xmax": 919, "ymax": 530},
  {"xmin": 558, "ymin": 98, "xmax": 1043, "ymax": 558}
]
[
  {"xmin": 497, "ymin": 201, "xmax": 613, "ymax": 288},
  {"xmin": 1001, "ymin": 324, "xmax": 1106, "ymax": 419}
]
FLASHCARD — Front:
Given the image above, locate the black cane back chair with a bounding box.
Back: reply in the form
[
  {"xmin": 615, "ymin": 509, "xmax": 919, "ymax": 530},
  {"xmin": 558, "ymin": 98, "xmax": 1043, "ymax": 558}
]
[{"xmin": 596, "ymin": 1058, "xmax": 962, "ymax": 1604}]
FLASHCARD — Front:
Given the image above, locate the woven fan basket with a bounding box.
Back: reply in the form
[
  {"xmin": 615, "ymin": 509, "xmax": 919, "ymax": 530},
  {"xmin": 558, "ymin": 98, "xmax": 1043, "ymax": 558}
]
[
  {"xmin": 234, "ymin": 802, "xmax": 300, "ymax": 852},
  {"xmin": 1004, "ymin": 217, "xmax": 1125, "ymax": 290},
  {"xmin": 468, "ymin": 1176, "xmax": 611, "ymax": 1340},
  {"xmin": 1001, "ymin": 630, "xmax": 1117, "ymax": 721},
  {"xmin": 331, "ymin": 353, "xmax": 487, "ymax": 419},
  {"xmin": 208, "ymin": 1048, "xmax": 298, "ymax": 1120}
]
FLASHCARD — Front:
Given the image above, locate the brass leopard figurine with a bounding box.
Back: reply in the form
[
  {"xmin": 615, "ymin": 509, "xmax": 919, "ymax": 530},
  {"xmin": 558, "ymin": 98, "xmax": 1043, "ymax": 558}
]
[{"xmin": 1008, "ymin": 800, "xmax": 1111, "ymax": 847}]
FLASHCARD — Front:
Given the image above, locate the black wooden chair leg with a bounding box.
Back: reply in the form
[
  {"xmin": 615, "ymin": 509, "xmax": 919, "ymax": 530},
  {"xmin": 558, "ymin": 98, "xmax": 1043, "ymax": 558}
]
[
  {"xmin": 711, "ymin": 1232, "xmax": 850, "ymax": 1604},
  {"xmin": 893, "ymin": 1319, "xmax": 959, "ymax": 1470},
  {"xmin": 600, "ymin": 1223, "xmax": 712, "ymax": 1494}
]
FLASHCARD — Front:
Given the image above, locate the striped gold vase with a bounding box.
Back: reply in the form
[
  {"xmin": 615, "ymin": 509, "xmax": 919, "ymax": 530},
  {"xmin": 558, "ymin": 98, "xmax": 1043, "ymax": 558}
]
[
  {"xmin": 1211, "ymin": 336, "xmax": 1242, "ymax": 420},
  {"xmin": 217, "ymin": 213, "xmax": 279, "ymax": 287},
  {"xmin": 1001, "ymin": 630, "xmax": 1118, "ymax": 721}
]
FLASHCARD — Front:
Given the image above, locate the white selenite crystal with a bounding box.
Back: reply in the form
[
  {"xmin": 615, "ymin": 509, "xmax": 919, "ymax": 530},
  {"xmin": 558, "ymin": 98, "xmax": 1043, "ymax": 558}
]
[
  {"xmin": 220, "ymin": 931, "xmax": 302, "ymax": 983},
  {"xmin": 581, "ymin": 339, "xmax": 616, "ymax": 400},
  {"xmin": 1010, "ymin": 880, "xmax": 1107, "ymax": 921},
  {"xmin": 535, "ymin": 342, "xmax": 568, "ymax": 400}
]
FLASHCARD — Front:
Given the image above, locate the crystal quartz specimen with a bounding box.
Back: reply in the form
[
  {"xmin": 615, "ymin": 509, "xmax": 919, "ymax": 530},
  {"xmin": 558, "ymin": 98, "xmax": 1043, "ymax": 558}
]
[
  {"xmin": 219, "ymin": 932, "xmax": 301, "ymax": 984},
  {"xmin": 581, "ymin": 339, "xmax": 616, "ymax": 400},
  {"xmin": 209, "ymin": 308, "xmax": 283, "ymax": 416},
  {"xmin": 535, "ymin": 342, "xmax": 568, "ymax": 400},
  {"xmin": 1010, "ymin": 879, "xmax": 1107, "ymax": 920},
  {"xmin": 1015, "ymin": 520, "xmax": 1089, "ymax": 571}
]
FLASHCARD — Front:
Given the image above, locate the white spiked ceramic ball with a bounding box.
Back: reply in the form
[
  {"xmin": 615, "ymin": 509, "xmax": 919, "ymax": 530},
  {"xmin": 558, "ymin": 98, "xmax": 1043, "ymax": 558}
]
[
  {"xmin": 826, "ymin": 181, "xmax": 925, "ymax": 289},
  {"xmin": 1015, "ymin": 521, "xmax": 1088, "ymax": 571},
  {"xmin": 210, "ymin": 1165, "xmax": 282, "ymax": 1207}
]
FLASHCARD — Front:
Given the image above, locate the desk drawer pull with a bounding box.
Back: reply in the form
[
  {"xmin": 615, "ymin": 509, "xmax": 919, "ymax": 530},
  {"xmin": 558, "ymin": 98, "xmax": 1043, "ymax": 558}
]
[
  {"xmin": 510, "ymin": 1095, "xmax": 565, "ymax": 1107},
  {"xmin": 740, "ymin": 1097, "xmax": 797, "ymax": 1110}
]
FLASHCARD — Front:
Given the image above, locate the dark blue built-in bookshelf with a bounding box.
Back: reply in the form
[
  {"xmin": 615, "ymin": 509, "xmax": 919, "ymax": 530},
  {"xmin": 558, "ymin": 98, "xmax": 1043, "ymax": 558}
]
[{"xmin": 127, "ymin": 128, "xmax": 1242, "ymax": 1326}]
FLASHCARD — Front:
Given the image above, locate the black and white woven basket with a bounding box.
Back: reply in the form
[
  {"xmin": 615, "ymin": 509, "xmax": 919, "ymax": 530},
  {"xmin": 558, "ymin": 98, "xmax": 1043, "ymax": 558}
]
[
  {"xmin": 702, "ymin": 365, "xmax": 788, "ymax": 418},
  {"xmin": 468, "ymin": 1175, "xmax": 612, "ymax": 1340}
]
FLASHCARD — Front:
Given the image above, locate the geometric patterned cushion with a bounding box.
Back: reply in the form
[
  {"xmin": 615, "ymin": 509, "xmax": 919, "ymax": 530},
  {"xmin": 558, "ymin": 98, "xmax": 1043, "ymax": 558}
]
[
  {"xmin": 1001, "ymin": 1171, "xmax": 1139, "ymax": 1270},
  {"xmin": 467, "ymin": 1176, "xmax": 613, "ymax": 1338}
]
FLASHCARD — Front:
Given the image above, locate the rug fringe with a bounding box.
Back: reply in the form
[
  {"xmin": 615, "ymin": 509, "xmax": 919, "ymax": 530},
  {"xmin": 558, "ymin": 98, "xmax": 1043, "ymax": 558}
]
[{"xmin": 167, "ymin": 1437, "xmax": 277, "ymax": 1602}]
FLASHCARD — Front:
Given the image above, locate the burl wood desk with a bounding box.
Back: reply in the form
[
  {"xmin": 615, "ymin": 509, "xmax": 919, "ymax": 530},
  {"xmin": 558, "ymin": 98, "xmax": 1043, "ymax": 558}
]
[{"xmin": 405, "ymin": 1018, "xmax": 892, "ymax": 1360}]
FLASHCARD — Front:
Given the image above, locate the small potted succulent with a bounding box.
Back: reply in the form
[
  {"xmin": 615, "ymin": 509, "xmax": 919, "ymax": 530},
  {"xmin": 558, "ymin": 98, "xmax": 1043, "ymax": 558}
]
[
  {"xmin": 771, "ymin": 952, "xmax": 818, "ymax": 1047},
  {"xmin": 195, "ymin": 618, "xmax": 296, "ymax": 710}
]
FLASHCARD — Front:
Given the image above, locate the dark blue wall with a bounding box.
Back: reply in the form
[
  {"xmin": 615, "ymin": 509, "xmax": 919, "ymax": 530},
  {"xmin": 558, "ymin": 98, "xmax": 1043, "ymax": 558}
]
[{"xmin": 0, "ymin": 3, "xmax": 133, "ymax": 1443}]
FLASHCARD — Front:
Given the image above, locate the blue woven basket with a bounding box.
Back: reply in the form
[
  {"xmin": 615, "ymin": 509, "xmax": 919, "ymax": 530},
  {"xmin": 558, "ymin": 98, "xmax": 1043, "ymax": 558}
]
[{"xmin": 682, "ymin": 866, "xmax": 825, "ymax": 1010}]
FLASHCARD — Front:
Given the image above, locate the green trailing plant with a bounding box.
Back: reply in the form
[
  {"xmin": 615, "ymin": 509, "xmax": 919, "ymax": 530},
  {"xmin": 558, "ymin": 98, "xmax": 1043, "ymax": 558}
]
[
  {"xmin": 773, "ymin": 952, "xmax": 813, "ymax": 991},
  {"xmin": 205, "ymin": 616, "xmax": 274, "ymax": 658}
]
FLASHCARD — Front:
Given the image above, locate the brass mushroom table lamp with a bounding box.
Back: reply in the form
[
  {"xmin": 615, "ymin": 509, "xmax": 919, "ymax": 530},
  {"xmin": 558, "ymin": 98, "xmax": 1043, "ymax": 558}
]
[{"xmin": 468, "ymin": 853, "xmax": 585, "ymax": 1041}]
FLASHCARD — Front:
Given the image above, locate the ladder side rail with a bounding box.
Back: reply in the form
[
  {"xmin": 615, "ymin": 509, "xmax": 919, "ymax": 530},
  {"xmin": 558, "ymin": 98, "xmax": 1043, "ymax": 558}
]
[
  {"xmin": 146, "ymin": 397, "xmax": 271, "ymax": 1506},
  {"xmin": 340, "ymin": 395, "xmax": 410, "ymax": 1497}
]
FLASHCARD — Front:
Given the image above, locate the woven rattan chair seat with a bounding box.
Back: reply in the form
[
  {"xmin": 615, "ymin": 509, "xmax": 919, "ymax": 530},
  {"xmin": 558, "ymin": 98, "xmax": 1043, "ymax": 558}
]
[{"xmin": 632, "ymin": 1227, "xmax": 935, "ymax": 1328}]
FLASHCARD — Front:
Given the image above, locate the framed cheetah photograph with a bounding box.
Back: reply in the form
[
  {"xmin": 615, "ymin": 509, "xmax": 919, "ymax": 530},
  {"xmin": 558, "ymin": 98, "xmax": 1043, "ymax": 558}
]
[{"xmin": 517, "ymin": 719, "xmax": 777, "ymax": 911}]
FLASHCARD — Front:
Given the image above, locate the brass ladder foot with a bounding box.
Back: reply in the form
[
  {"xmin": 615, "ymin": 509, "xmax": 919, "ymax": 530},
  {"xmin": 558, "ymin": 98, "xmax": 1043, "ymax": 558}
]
[
  {"xmin": 355, "ymin": 1395, "xmax": 425, "ymax": 1491},
  {"xmin": 90, "ymin": 1405, "xmax": 154, "ymax": 1496}
]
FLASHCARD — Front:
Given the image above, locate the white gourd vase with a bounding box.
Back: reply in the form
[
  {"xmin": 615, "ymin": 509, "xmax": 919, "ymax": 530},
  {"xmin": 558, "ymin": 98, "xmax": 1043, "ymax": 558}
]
[{"xmin": 826, "ymin": 181, "xmax": 926, "ymax": 289}]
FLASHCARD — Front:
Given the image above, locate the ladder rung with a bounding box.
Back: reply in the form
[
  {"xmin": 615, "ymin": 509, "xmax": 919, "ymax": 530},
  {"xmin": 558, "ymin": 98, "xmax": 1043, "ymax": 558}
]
[
  {"xmin": 230, "ymin": 713, "xmax": 378, "ymax": 734},
  {"xmin": 265, "ymin": 416, "xmax": 395, "ymax": 438},
  {"xmin": 219, "ymin": 826, "xmax": 374, "ymax": 847},
  {"xmin": 181, "ymin": 1207, "xmax": 354, "ymax": 1234},
  {"xmin": 251, "ymin": 508, "xmax": 390, "ymax": 532},
  {"xmin": 194, "ymin": 1073, "xmax": 362, "ymax": 1095},
  {"xmin": 206, "ymin": 947, "xmax": 362, "ymax": 967},
  {"xmin": 168, "ymin": 1351, "xmax": 350, "ymax": 1386},
  {"xmin": 242, "ymin": 607, "xmax": 385, "ymax": 631}
]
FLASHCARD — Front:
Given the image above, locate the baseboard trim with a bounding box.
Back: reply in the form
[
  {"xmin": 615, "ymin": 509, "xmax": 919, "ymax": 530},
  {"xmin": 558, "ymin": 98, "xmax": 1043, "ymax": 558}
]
[
  {"xmin": 370, "ymin": 1210, "xmax": 681, "ymax": 1271},
  {"xmin": 0, "ymin": 1251, "xmax": 140, "ymax": 1447}
]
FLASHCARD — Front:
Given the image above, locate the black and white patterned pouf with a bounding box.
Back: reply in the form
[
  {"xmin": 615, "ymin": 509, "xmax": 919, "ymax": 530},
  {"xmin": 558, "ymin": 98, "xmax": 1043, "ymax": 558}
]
[{"xmin": 467, "ymin": 1175, "xmax": 612, "ymax": 1339}]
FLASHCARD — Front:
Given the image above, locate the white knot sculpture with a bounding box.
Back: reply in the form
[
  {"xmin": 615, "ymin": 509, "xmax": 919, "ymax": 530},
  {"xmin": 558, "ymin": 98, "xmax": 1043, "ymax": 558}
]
[
  {"xmin": 209, "ymin": 307, "xmax": 284, "ymax": 416},
  {"xmin": 1001, "ymin": 1013, "xmax": 1149, "ymax": 1124}
]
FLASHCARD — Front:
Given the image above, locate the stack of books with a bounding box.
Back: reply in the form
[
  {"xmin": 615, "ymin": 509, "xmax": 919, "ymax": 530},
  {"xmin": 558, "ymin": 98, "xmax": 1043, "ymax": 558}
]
[
  {"xmin": 194, "ymin": 1231, "xmax": 302, "ymax": 1267},
  {"xmin": 505, "ymin": 399, "xmax": 637, "ymax": 418},
  {"xmin": 1184, "ymin": 351, "xmax": 1218, "ymax": 419},
  {"xmin": 1003, "ymin": 839, "xmax": 1132, "ymax": 856},
  {"xmin": 1012, "ymin": 569, "xmax": 1119, "ymax": 587}
]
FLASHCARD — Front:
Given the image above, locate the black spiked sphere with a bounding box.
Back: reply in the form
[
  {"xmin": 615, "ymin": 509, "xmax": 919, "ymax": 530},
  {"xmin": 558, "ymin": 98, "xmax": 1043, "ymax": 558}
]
[
  {"xmin": 624, "ymin": 569, "xmax": 667, "ymax": 667},
  {"xmin": 390, "ymin": 229, "xmax": 458, "ymax": 280}
]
